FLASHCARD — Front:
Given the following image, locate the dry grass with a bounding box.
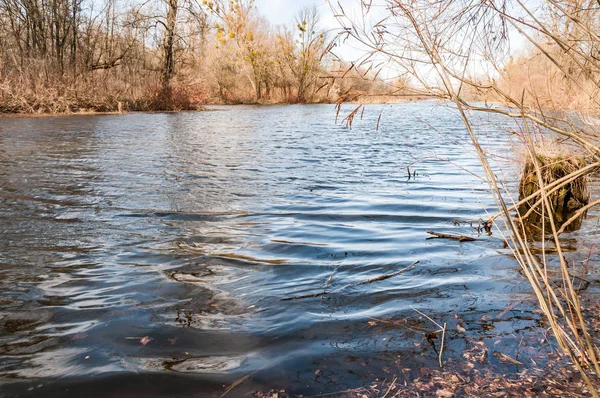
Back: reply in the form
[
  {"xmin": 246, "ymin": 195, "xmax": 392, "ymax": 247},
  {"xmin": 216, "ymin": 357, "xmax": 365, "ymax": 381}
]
[
  {"xmin": 328, "ymin": 1, "xmax": 600, "ymax": 394},
  {"xmin": 0, "ymin": 69, "xmax": 202, "ymax": 114},
  {"xmin": 518, "ymin": 150, "xmax": 590, "ymax": 231},
  {"xmin": 498, "ymin": 49, "xmax": 600, "ymax": 116}
]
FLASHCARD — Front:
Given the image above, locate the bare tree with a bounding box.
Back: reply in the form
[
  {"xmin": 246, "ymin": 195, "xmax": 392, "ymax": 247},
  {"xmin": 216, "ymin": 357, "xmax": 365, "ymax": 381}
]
[{"xmin": 292, "ymin": 5, "xmax": 327, "ymax": 102}]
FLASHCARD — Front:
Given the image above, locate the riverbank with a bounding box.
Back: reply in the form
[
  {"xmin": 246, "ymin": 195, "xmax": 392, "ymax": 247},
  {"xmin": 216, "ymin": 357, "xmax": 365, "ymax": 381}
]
[
  {"xmin": 253, "ymin": 352, "xmax": 595, "ymax": 397},
  {"xmin": 0, "ymin": 94, "xmax": 433, "ymax": 116},
  {"xmin": 0, "ymin": 109, "xmax": 208, "ymax": 118}
]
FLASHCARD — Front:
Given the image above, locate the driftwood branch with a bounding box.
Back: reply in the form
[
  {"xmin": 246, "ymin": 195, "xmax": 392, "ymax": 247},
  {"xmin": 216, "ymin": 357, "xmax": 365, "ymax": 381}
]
[{"xmin": 426, "ymin": 230, "xmax": 477, "ymax": 242}]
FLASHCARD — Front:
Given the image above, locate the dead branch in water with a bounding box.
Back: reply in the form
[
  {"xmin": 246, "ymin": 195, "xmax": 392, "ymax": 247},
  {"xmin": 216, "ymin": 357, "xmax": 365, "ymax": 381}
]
[
  {"xmin": 348, "ymin": 261, "xmax": 419, "ymax": 287},
  {"xmin": 426, "ymin": 231, "xmax": 477, "ymax": 242},
  {"xmin": 279, "ymin": 292, "xmax": 327, "ymax": 301},
  {"xmin": 282, "ymin": 261, "xmax": 419, "ymax": 301}
]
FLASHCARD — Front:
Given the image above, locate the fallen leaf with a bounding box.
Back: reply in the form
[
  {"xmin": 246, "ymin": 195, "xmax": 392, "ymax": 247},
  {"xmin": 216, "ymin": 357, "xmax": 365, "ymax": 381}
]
[
  {"xmin": 492, "ymin": 351, "xmax": 524, "ymax": 366},
  {"xmin": 140, "ymin": 336, "xmax": 153, "ymax": 346},
  {"xmin": 436, "ymin": 389, "xmax": 454, "ymax": 397},
  {"xmin": 420, "ymin": 367, "xmax": 433, "ymax": 376}
]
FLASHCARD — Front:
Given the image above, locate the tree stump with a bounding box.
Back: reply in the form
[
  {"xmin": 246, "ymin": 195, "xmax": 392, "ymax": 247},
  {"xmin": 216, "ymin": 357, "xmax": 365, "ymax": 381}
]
[{"xmin": 518, "ymin": 154, "xmax": 590, "ymax": 233}]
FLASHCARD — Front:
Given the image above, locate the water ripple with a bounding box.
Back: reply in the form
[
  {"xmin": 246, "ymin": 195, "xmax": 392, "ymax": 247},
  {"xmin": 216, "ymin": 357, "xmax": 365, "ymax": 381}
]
[{"xmin": 0, "ymin": 103, "xmax": 594, "ymax": 396}]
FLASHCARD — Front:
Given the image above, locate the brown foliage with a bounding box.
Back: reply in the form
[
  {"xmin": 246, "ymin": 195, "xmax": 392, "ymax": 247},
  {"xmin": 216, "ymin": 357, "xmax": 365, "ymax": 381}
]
[{"xmin": 0, "ymin": 0, "xmax": 392, "ymax": 113}]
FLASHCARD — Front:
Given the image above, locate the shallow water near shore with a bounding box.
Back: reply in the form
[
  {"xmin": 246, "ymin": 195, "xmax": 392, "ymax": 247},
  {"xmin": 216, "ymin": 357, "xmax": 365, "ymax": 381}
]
[{"xmin": 1, "ymin": 103, "xmax": 599, "ymax": 397}]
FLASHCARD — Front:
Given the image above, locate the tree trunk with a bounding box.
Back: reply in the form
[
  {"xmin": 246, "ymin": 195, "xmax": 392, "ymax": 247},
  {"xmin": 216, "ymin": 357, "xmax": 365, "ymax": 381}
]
[{"xmin": 162, "ymin": 0, "xmax": 178, "ymax": 91}]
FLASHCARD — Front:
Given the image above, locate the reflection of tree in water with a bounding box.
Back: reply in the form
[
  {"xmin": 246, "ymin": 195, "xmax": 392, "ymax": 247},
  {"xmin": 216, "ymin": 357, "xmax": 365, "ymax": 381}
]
[
  {"xmin": 0, "ymin": 116, "xmax": 106, "ymax": 375},
  {"xmin": 162, "ymin": 111, "xmax": 270, "ymax": 214}
]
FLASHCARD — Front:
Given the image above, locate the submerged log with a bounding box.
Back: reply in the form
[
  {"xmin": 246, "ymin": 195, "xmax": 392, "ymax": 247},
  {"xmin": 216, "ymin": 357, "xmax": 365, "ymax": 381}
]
[{"xmin": 518, "ymin": 154, "xmax": 590, "ymax": 233}]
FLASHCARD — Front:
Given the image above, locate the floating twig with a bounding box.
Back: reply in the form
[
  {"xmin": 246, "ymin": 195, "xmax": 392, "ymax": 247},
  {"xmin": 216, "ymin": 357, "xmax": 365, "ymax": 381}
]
[
  {"xmin": 349, "ymin": 261, "xmax": 419, "ymax": 287},
  {"xmin": 280, "ymin": 292, "xmax": 327, "ymax": 301},
  {"xmin": 219, "ymin": 373, "xmax": 251, "ymax": 398},
  {"xmin": 496, "ymin": 300, "xmax": 520, "ymax": 319},
  {"xmin": 426, "ymin": 230, "xmax": 477, "ymax": 242},
  {"xmin": 382, "ymin": 377, "xmax": 397, "ymax": 398},
  {"xmin": 219, "ymin": 364, "xmax": 266, "ymax": 398}
]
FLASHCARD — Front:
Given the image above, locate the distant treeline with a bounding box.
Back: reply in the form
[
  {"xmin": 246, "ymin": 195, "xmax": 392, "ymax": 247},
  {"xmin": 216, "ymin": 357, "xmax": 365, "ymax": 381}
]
[{"xmin": 0, "ymin": 0, "xmax": 394, "ymax": 113}]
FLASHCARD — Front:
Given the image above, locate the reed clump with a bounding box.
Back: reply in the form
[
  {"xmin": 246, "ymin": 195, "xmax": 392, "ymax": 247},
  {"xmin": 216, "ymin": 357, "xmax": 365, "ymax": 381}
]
[{"xmin": 518, "ymin": 152, "xmax": 590, "ymax": 232}]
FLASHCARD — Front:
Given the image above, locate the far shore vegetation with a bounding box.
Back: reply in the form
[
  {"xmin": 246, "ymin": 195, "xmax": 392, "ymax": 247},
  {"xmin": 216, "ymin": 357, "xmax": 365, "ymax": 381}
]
[
  {"xmin": 0, "ymin": 0, "xmax": 412, "ymax": 114},
  {"xmin": 3, "ymin": 0, "xmax": 593, "ymax": 116}
]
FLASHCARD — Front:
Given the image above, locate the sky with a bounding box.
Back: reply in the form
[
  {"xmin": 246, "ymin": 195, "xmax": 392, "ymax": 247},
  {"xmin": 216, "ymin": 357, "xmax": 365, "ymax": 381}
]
[
  {"xmin": 251, "ymin": 0, "xmax": 528, "ymax": 83},
  {"xmin": 253, "ymin": 0, "xmax": 360, "ymax": 29},
  {"xmin": 253, "ymin": 0, "xmax": 363, "ymax": 62},
  {"xmin": 254, "ymin": 0, "xmax": 325, "ymax": 25}
]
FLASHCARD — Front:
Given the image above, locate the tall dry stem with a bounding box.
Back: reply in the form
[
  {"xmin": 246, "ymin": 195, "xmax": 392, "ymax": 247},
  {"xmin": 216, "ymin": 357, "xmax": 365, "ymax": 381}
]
[{"xmin": 329, "ymin": 0, "xmax": 600, "ymax": 393}]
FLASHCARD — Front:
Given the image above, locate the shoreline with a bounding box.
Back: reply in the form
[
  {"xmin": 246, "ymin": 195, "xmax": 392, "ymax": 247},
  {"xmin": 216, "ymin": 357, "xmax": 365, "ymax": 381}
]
[{"xmin": 0, "ymin": 96, "xmax": 442, "ymax": 118}]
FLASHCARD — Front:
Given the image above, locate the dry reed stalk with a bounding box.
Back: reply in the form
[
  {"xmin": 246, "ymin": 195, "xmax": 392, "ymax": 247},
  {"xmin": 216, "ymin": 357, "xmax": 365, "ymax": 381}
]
[
  {"xmin": 557, "ymin": 199, "xmax": 600, "ymax": 235},
  {"xmin": 411, "ymin": 306, "xmax": 447, "ymax": 368},
  {"xmin": 452, "ymin": 83, "xmax": 600, "ymax": 397},
  {"xmin": 332, "ymin": 5, "xmax": 600, "ymax": 394},
  {"xmin": 325, "ymin": 0, "xmax": 600, "ymax": 392},
  {"xmin": 517, "ymin": 122, "xmax": 600, "ymax": 392}
]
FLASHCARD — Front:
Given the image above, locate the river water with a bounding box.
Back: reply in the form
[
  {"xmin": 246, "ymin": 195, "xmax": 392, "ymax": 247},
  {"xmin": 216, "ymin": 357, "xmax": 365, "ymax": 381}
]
[{"xmin": 0, "ymin": 103, "xmax": 598, "ymax": 397}]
